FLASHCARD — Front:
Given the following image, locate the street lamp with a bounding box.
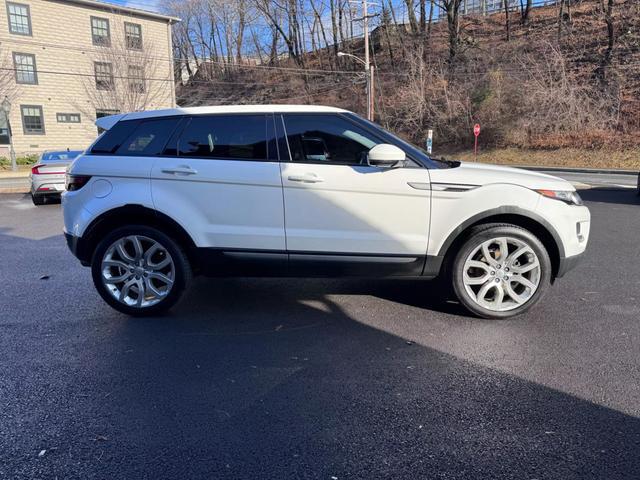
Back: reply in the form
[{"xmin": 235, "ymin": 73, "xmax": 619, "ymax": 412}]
[
  {"xmin": 338, "ymin": 52, "xmax": 374, "ymax": 121},
  {"xmin": 1, "ymin": 97, "xmax": 17, "ymax": 172}
]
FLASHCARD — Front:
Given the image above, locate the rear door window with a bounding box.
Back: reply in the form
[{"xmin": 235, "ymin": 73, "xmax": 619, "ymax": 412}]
[{"xmin": 177, "ymin": 114, "xmax": 269, "ymax": 160}]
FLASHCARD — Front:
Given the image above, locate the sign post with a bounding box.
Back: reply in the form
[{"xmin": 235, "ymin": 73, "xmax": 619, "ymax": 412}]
[
  {"xmin": 473, "ymin": 123, "xmax": 481, "ymax": 161},
  {"xmin": 426, "ymin": 129, "xmax": 433, "ymax": 155}
]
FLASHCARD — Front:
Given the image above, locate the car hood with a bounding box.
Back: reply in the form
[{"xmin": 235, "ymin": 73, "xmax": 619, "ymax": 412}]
[{"xmin": 432, "ymin": 161, "xmax": 575, "ymax": 191}]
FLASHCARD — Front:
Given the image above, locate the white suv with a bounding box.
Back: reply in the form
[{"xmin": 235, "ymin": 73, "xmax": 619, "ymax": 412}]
[{"xmin": 62, "ymin": 105, "xmax": 590, "ymax": 319}]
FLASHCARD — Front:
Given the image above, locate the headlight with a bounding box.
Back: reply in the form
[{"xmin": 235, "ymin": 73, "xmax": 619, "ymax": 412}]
[{"xmin": 536, "ymin": 189, "xmax": 583, "ymax": 206}]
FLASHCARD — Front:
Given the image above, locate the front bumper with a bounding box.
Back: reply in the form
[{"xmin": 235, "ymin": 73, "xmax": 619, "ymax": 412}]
[{"xmin": 556, "ymin": 251, "xmax": 585, "ymax": 278}]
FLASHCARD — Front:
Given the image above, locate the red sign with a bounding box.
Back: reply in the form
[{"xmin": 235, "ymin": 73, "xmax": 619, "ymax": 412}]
[{"xmin": 474, "ymin": 124, "xmax": 481, "ymax": 137}]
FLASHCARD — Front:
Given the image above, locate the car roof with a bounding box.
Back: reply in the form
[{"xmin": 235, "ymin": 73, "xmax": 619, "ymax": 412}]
[{"xmin": 95, "ymin": 105, "xmax": 350, "ymax": 131}]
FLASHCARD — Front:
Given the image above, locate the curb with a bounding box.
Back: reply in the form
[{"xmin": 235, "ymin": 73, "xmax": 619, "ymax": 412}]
[{"xmin": 518, "ymin": 165, "xmax": 638, "ymax": 176}]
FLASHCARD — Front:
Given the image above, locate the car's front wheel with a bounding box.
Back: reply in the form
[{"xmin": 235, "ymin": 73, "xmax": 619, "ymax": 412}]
[
  {"xmin": 451, "ymin": 224, "xmax": 552, "ymax": 319},
  {"xmin": 91, "ymin": 226, "xmax": 192, "ymax": 316}
]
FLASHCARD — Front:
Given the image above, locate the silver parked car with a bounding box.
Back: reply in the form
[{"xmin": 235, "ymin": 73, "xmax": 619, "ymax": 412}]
[{"xmin": 30, "ymin": 150, "xmax": 83, "ymax": 205}]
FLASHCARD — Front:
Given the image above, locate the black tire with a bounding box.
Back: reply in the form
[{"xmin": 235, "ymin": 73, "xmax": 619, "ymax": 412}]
[
  {"xmin": 31, "ymin": 194, "xmax": 45, "ymax": 206},
  {"xmin": 636, "ymin": 172, "xmax": 640, "ymax": 196},
  {"xmin": 91, "ymin": 225, "xmax": 192, "ymax": 316},
  {"xmin": 450, "ymin": 223, "xmax": 552, "ymax": 319}
]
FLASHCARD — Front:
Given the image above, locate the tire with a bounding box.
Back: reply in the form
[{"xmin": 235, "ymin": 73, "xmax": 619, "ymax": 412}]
[
  {"xmin": 91, "ymin": 225, "xmax": 192, "ymax": 316},
  {"xmin": 31, "ymin": 194, "xmax": 45, "ymax": 206},
  {"xmin": 450, "ymin": 223, "xmax": 552, "ymax": 319},
  {"xmin": 636, "ymin": 172, "xmax": 640, "ymax": 196}
]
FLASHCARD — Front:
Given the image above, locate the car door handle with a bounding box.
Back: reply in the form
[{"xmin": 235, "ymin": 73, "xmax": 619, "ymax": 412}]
[
  {"xmin": 288, "ymin": 174, "xmax": 323, "ymax": 183},
  {"xmin": 161, "ymin": 166, "xmax": 198, "ymax": 176}
]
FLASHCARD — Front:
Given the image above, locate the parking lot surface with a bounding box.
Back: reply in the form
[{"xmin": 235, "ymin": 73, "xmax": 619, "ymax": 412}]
[{"xmin": 1, "ymin": 191, "xmax": 639, "ymax": 479}]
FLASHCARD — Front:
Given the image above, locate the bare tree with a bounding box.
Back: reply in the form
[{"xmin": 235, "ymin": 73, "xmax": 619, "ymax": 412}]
[
  {"xmin": 521, "ymin": 0, "xmax": 533, "ymax": 25},
  {"xmin": 0, "ymin": 48, "xmax": 19, "ymax": 103},
  {"xmin": 595, "ymin": 0, "xmax": 615, "ymax": 80},
  {"xmin": 436, "ymin": 0, "xmax": 464, "ymax": 65},
  {"xmin": 76, "ymin": 24, "xmax": 171, "ymax": 117},
  {"xmin": 503, "ymin": 0, "xmax": 511, "ymax": 41}
]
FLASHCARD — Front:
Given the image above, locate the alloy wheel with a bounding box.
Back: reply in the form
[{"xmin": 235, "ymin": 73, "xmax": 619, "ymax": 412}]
[
  {"xmin": 462, "ymin": 236, "xmax": 541, "ymax": 312},
  {"xmin": 100, "ymin": 235, "xmax": 175, "ymax": 308}
]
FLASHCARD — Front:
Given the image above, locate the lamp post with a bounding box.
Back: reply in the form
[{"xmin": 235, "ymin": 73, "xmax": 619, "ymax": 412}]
[
  {"xmin": 1, "ymin": 97, "xmax": 17, "ymax": 172},
  {"xmin": 338, "ymin": 51, "xmax": 375, "ymax": 121}
]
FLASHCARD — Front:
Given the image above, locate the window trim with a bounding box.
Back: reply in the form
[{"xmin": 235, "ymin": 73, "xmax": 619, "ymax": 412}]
[
  {"xmin": 94, "ymin": 61, "xmax": 114, "ymax": 90},
  {"xmin": 90, "ymin": 15, "xmax": 111, "ymax": 47},
  {"xmin": 56, "ymin": 113, "xmax": 81, "ymax": 123},
  {"xmin": 20, "ymin": 104, "xmax": 45, "ymax": 135},
  {"xmin": 124, "ymin": 21, "xmax": 143, "ymax": 50},
  {"xmin": 12, "ymin": 51, "xmax": 37, "ymax": 85},
  {"xmin": 6, "ymin": 2, "xmax": 32, "ymax": 36}
]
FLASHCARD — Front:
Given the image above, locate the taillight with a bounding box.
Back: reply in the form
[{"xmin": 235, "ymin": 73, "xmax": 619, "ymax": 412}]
[
  {"xmin": 31, "ymin": 164, "xmax": 66, "ymax": 175},
  {"xmin": 65, "ymin": 174, "xmax": 91, "ymax": 191}
]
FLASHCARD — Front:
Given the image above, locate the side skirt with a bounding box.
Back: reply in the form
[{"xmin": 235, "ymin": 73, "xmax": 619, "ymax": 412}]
[{"xmin": 193, "ymin": 248, "xmax": 439, "ymax": 278}]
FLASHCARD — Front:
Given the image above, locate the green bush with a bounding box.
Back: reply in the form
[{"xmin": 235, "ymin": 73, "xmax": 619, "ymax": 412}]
[{"xmin": 0, "ymin": 154, "xmax": 39, "ymax": 167}]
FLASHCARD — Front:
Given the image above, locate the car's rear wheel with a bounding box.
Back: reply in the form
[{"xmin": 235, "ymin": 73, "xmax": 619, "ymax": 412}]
[
  {"xmin": 451, "ymin": 224, "xmax": 551, "ymax": 319},
  {"xmin": 91, "ymin": 226, "xmax": 192, "ymax": 316},
  {"xmin": 31, "ymin": 194, "xmax": 45, "ymax": 206}
]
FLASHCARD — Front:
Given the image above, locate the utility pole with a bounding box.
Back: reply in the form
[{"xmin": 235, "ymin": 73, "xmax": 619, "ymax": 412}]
[
  {"xmin": 363, "ymin": 0, "xmax": 371, "ymax": 121},
  {"xmin": 347, "ymin": 0, "xmax": 375, "ymax": 121}
]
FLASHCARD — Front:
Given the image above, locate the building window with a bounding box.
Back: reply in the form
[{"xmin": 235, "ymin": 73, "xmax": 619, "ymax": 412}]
[
  {"xmin": 12, "ymin": 52, "xmax": 37, "ymax": 84},
  {"xmin": 94, "ymin": 62, "xmax": 114, "ymax": 90},
  {"xmin": 125, "ymin": 22, "xmax": 142, "ymax": 50},
  {"xmin": 128, "ymin": 65, "xmax": 145, "ymax": 93},
  {"xmin": 0, "ymin": 112, "xmax": 9, "ymax": 145},
  {"xmin": 57, "ymin": 113, "xmax": 81, "ymax": 123},
  {"xmin": 91, "ymin": 16, "xmax": 110, "ymax": 46},
  {"xmin": 6, "ymin": 2, "xmax": 31, "ymax": 36},
  {"xmin": 21, "ymin": 105, "xmax": 45, "ymax": 134}
]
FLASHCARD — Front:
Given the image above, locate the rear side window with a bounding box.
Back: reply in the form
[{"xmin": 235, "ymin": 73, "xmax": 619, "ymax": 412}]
[
  {"xmin": 178, "ymin": 114, "xmax": 268, "ymax": 160},
  {"xmin": 116, "ymin": 118, "xmax": 180, "ymax": 156},
  {"xmin": 91, "ymin": 119, "xmax": 140, "ymax": 154},
  {"xmin": 91, "ymin": 117, "xmax": 180, "ymax": 155}
]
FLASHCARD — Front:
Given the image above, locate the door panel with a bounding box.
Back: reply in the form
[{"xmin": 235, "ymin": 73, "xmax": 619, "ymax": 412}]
[
  {"xmin": 152, "ymin": 159, "xmax": 285, "ymax": 250},
  {"xmin": 150, "ymin": 114, "xmax": 286, "ymax": 251},
  {"xmin": 279, "ymin": 114, "xmax": 431, "ymax": 264},
  {"xmin": 281, "ymin": 162, "xmax": 431, "ymax": 256}
]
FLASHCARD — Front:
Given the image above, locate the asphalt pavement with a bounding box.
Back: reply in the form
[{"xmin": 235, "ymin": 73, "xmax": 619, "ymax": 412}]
[{"xmin": 1, "ymin": 191, "xmax": 639, "ymax": 479}]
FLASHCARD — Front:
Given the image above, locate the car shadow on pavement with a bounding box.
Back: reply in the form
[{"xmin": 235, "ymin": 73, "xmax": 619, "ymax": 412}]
[
  {"xmin": 578, "ymin": 188, "xmax": 640, "ymax": 206},
  {"xmin": 7, "ymin": 275, "xmax": 634, "ymax": 479}
]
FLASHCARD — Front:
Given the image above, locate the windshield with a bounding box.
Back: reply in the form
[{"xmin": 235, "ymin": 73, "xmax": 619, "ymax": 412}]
[{"xmin": 41, "ymin": 151, "xmax": 83, "ymax": 161}]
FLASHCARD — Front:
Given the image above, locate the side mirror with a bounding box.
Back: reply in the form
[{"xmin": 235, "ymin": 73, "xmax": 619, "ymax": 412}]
[{"xmin": 367, "ymin": 144, "xmax": 406, "ymax": 168}]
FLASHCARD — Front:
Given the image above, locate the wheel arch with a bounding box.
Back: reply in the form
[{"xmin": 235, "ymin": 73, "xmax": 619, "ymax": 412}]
[
  {"xmin": 76, "ymin": 204, "xmax": 197, "ymax": 266},
  {"xmin": 436, "ymin": 207, "xmax": 564, "ymax": 279}
]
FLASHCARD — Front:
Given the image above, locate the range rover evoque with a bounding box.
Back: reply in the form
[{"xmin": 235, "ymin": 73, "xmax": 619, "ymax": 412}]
[{"xmin": 62, "ymin": 105, "xmax": 590, "ymax": 319}]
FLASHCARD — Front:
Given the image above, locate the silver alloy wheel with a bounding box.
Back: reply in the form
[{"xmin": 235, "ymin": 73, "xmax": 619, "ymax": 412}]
[
  {"xmin": 462, "ymin": 236, "xmax": 541, "ymax": 312},
  {"xmin": 101, "ymin": 235, "xmax": 175, "ymax": 308}
]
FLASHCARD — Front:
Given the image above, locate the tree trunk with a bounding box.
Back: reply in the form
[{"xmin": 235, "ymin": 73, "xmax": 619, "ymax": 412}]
[
  {"xmin": 504, "ymin": 0, "xmax": 511, "ymax": 41},
  {"xmin": 521, "ymin": 0, "xmax": 533, "ymax": 25},
  {"xmin": 406, "ymin": 0, "xmax": 419, "ymax": 33}
]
